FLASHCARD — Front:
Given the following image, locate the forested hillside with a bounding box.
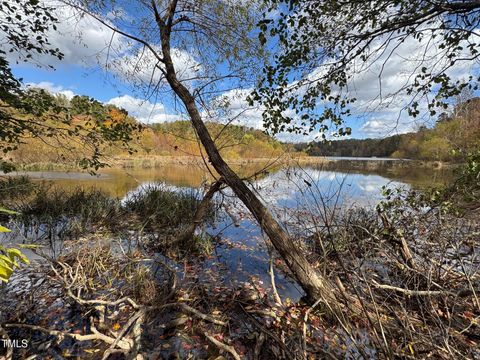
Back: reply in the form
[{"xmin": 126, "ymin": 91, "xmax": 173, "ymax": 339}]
[
  {"xmin": 298, "ymin": 98, "xmax": 480, "ymax": 161},
  {"xmin": 393, "ymin": 98, "xmax": 480, "ymax": 161},
  {"xmin": 4, "ymin": 88, "xmax": 285, "ymax": 168},
  {"xmin": 297, "ymin": 135, "xmax": 403, "ymax": 158},
  {"xmin": 141, "ymin": 121, "xmax": 284, "ymax": 159}
]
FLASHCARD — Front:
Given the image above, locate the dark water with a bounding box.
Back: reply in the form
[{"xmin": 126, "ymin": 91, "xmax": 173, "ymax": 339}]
[{"xmin": 2, "ymin": 160, "xmax": 454, "ymax": 299}]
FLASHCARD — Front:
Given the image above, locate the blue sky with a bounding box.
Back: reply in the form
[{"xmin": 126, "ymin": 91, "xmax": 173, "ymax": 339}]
[
  {"xmin": 14, "ymin": 65, "xmax": 122, "ymax": 102},
  {"xmin": 8, "ymin": 1, "xmax": 477, "ymax": 142}
]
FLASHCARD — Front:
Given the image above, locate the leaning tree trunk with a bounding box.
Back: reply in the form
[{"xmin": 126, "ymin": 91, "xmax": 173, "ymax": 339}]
[
  {"xmin": 154, "ymin": 1, "xmax": 341, "ymax": 308},
  {"xmin": 176, "ymin": 179, "xmax": 223, "ymax": 245}
]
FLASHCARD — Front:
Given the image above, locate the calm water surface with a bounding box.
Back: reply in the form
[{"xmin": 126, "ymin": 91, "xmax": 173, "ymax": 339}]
[
  {"xmin": 12, "ymin": 159, "xmax": 452, "ymax": 198},
  {"xmin": 5, "ymin": 159, "xmax": 454, "ymax": 299}
]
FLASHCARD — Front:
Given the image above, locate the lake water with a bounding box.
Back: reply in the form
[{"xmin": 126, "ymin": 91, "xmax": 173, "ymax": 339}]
[
  {"xmin": 3, "ymin": 159, "xmax": 454, "ymax": 299},
  {"xmin": 11, "ymin": 159, "xmax": 452, "ymax": 198}
]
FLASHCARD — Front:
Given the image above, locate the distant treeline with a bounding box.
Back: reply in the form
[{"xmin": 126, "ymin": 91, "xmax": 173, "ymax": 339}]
[
  {"xmin": 296, "ymin": 98, "xmax": 480, "ymax": 161},
  {"xmin": 295, "ymin": 136, "xmax": 403, "ymax": 158}
]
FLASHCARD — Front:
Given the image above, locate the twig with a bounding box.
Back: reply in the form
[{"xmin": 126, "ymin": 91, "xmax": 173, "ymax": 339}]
[
  {"xmin": 223, "ymin": 204, "xmax": 240, "ymax": 227},
  {"xmin": 239, "ymin": 303, "xmax": 294, "ymax": 358},
  {"xmin": 269, "ymin": 253, "xmax": 283, "ymax": 306},
  {"xmin": 204, "ymin": 332, "xmax": 242, "ymax": 360},
  {"xmin": 131, "ymin": 310, "xmax": 145, "ymax": 360},
  {"xmin": 5, "ymin": 323, "xmax": 132, "ymax": 350},
  {"xmin": 371, "ymin": 280, "xmax": 479, "ymax": 297},
  {"xmin": 178, "ymin": 303, "xmax": 226, "ymax": 326},
  {"xmin": 254, "ymin": 332, "xmax": 265, "ymax": 360},
  {"xmin": 67, "ymin": 289, "xmax": 141, "ymax": 309},
  {"xmin": 102, "ymin": 308, "xmax": 146, "ymax": 360},
  {"xmin": 378, "ymin": 210, "xmax": 416, "ymax": 269},
  {"xmin": 303, "ymin": 298, "xmax": 322, "ymax": 359},
  {"xmin": 372, "ymin": 280, "xmax": 447, "ymax": 296},
  {"xmin": 246, "ymin": 309, "xmax": 280, "ymax": 321}
]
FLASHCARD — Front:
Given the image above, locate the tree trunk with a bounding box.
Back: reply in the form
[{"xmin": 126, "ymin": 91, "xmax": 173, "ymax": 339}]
[
  {"xmin": 154, "ymin": 0, "xmax": 341, "ymax": 308},
  {"xmin": 176, "ymin": 179, "xmax": 222, "ymax": 245}
]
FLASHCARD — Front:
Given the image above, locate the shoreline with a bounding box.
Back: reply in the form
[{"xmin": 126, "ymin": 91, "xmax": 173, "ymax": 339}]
[{"xmin": 6, "ymin": 155, "xmax": 458, "ymax": 172}]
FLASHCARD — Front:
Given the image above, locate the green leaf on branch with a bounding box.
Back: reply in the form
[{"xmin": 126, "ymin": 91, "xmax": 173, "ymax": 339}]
[
  {"xmin": 0, "ymin": 255, "xmax": 14, "ymax": 282},
  {"xmin": 7, "ymin": 248, "xmax": 30, "ymax": 266},
  {"xmin": 0, "ymin": 225, "xmax": 11, "ymax": 232},
  {"xmin": 0, "ymin": 207, "xmax": 18, "ymax": 215}
]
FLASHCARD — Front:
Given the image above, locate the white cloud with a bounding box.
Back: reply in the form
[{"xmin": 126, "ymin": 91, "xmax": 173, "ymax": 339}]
[
  {"xmin": 276, "ymin": 130, "xmax": 323, "ymax": 143},
  {"xmin": 21, "ymin": 82, "xmax": 180, "ymax": 124},
  {"xmin": 25, "ymin": 81, "xmax": 76, "ymax": 100},
  {"xmin": 210, "ymin": 88, "xmax": 264, "ymax": 129},
  {"xmin": 291, "ymin": 23, "xmax": 479, "ymax": 138},
  {"xmin": 208, "ymin": 88, "xmax": 316, "ymax": 142},
  {"xmin": 107, "ymin": 95, "xmax": 180, "ymax": 123},
  {"xmin": 8, "ymin": 1, "xmax": 201, "ymax": 90},
  {"xmin": 358, "ymin": 108, "xmax": 422, "ymax": 138},
  {"xmin": 210, "ymin": 28, "xmax": 475, "ymax": 140},
  {"xmin": 359, "ymin": 119, "xmax": 403, "ymax": 138},
  {"xmin": 6, "ymin": 1, "xmax": 126, "ymax": 68}
]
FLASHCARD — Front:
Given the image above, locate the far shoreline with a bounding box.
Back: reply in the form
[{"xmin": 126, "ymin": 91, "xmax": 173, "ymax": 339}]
[{"xmin": 4, "ymin": 155, "xmax": 458, "ymax": 173}]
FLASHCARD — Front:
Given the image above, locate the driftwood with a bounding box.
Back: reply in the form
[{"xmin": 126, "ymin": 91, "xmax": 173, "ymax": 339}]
[{"xmin": 7, "ymin": 258, "xmax": 227, "ymax": 360}]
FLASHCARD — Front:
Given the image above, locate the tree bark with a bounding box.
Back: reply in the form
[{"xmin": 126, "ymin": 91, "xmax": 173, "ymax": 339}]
[
  {"xmin": 176, "ymin": 179, "xmax": 222, "ymax": 245},
  {"xmin": 151, "ymin": 0, "xmax": 342, "ymax": 309}
]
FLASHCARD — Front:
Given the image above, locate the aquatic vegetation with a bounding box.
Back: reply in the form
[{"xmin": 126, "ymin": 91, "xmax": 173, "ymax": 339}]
[
  {"xmin": 122, "ymin": 184, "xmax": 204, "ymax": 230},
  {"xmin": 1, "ymin": 181, "xmax": 218, "ymax": 261},
  {"xmin": 7, "ymin": 185, "xmax": 118, "ymax": 242},
  {"xmin": 0, "ymin": 176, "xmax": 36, "ymax": 200}
]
